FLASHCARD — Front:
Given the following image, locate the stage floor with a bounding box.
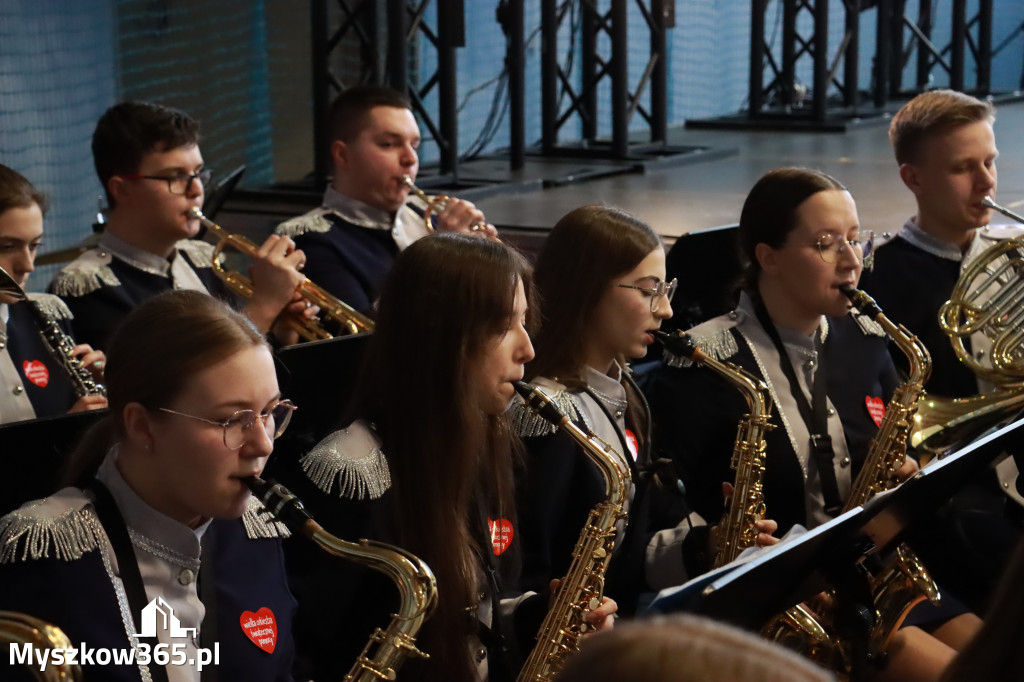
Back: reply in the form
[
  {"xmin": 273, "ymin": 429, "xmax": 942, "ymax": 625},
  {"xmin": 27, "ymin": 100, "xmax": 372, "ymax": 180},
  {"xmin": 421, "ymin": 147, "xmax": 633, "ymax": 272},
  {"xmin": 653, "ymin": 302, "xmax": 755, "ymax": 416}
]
[{"xmin": 473, "ymin": 101, "xmax": 1024, "ymax": 241}]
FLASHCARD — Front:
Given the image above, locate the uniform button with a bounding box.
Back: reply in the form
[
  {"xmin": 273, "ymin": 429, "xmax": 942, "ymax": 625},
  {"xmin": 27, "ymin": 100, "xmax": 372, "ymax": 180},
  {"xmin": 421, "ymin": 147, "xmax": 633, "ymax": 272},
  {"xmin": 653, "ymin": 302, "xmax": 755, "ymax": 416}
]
[
  {"xmin": 728, "ymin": 311, "xmax": 739, "ymax": 320},
  {"xmin": 827, "ymin": 407, "xmax": 836, "ymax": 416},
  {"xmin": 0, "ymin": 341, "xmax": 5, "ymax": 350},
  {"xmin": 12, "ymin": 385, "xmax": 23, "ymax": 395},
  {"xmin": 475, "ymin": 647, "xmax": 487, "ymax": 663},
  {"xmin": 976, "ymin": 349, "xmax": 986, "ymax": 360},
  {"xmin": 614, "ymin": 410, "xmax": 623, "ymax": 419},
  {"xmin": 178, "ymin": 568, "xmax": 195, "ymax": 585},
  {"xmin": 840, "ymin": 457, "xmax": 851, "ymax": 468},
  {"xmin": 805, "ymin": 359, "xmax": 816, "ymax": 370},
  {"xmin": 99, "ymin": 251, "xmax": 108, "ymax": 257},
  {"xmin": 1003, "ymin": 481, "xmax": 1010, "ymax": 489},
  {"xmin": 478, "ymin": 592, "xmax": 486, "ymax": 602}
]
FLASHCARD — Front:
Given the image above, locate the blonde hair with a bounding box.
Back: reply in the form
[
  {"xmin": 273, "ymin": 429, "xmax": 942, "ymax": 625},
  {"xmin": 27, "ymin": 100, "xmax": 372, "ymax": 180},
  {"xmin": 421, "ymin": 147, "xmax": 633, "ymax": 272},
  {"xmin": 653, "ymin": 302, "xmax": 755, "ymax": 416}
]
[
  {"xmin": 889, "ymin": 89, "xmax": 994, "ymax": 165},
  {"xmin": 554, "ymin": 614, "xmax": 835, "ymax": 682}
]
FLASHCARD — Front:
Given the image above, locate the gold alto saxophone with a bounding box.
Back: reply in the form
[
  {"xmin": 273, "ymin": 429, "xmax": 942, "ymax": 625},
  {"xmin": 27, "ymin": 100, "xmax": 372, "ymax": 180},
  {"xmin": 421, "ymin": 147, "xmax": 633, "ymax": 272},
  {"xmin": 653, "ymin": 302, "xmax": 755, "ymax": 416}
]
[
  {"xmin": 654, "ymin": 330, "xmax": 775, "ymax": 567},
  {"xmin": 188, "ymin": 207, "xmax": 374, "ymax": 339},
  {"xmin": 513, "ymin": 381, "xmax": 631, "ymax": 682},
  {"xmin": 656, "ymin": 330, "xmax": 840, "ymax": 668},
  {"xmin": 0, "ymin": 266, "xmax": 105, "ymax": 398},
  {"xmin": 840, "ymin": 285, "xmax": 941, "ymax": 654},
  {"xmin": 245, "ymin": 476, "xmax": 437, "ymax": 682},
  {"xmin": 0, "ymin": 611, "xmax": 83, "ymax": 682}
]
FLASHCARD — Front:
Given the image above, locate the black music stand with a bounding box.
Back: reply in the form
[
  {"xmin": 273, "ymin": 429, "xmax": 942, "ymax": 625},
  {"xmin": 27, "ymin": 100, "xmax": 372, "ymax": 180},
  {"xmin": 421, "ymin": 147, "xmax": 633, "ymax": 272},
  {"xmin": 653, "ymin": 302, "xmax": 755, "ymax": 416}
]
[
  {"xmin": 648, "ymin": 416, "xmax": 1024, "ymax": 679},
  {"xmin": 0, "ymin": 410, "xmax": 106, "ymax": 515},
  {"xmin": 265, "ymin": 333, "xmax": 372, "ymax": 490}
]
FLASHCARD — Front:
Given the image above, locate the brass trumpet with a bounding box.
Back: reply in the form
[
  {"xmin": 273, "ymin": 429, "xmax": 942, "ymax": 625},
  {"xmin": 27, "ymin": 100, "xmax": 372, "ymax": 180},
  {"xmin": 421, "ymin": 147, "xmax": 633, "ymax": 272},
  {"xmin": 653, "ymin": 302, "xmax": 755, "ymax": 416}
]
[
  {"xmin": 188, "ymin": 207, "xmax": 374, "ymax": 340},
  {"xmin": 401, "ymin": 175, "xmax": 494, "ymax": 236}
]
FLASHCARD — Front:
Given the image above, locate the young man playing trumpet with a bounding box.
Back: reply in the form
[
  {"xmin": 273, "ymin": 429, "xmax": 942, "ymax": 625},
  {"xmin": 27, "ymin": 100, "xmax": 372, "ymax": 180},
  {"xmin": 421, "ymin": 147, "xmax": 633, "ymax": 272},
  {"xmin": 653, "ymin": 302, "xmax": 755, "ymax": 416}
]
[
  {"xmin": 50, "ymin": 101, "xmax": 311, "ymax": 349},
  {"xmin": 276, "ymin": 84, "xmax": 495, "ymax": 316}
]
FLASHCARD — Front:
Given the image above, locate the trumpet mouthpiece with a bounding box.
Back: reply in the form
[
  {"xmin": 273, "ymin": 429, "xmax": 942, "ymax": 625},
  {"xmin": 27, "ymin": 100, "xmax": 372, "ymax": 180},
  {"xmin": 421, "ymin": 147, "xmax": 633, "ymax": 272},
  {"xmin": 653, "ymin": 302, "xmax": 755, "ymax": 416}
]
[
  {"xmin": 401, "ymin": 175, "xmax": 415, "ymax": 188},
  {"xmin": 187, "ymin": 206, "xmax": 205, "ymax": 220},
  {"xmin": 982, "ymin": 195, "xmax": 997, "ymax": 209}
]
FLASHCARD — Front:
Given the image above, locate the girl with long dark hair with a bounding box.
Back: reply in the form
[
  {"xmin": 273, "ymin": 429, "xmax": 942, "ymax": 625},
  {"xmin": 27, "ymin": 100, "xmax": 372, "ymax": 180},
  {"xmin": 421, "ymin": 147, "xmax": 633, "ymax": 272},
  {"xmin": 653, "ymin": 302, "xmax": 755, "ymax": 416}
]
[
  {"xmin": 288, "ymin": 233, "xmax": 607, "ymax": 682},
  {"xmin": 511, "ymin": 205, "xmax": 777, "ymax": 616}
]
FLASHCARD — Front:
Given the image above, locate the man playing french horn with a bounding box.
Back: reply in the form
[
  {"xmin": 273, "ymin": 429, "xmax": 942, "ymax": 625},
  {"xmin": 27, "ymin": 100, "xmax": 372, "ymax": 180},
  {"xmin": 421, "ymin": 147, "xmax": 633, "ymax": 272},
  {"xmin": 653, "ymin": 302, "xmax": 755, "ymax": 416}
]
[
  {"xmin": 859, "ymin": 89, "xmax": 1024, "ymax": 615},
  {"xmin": 275, "ymin": 85, "xmax": 497, "ymax": 318}
]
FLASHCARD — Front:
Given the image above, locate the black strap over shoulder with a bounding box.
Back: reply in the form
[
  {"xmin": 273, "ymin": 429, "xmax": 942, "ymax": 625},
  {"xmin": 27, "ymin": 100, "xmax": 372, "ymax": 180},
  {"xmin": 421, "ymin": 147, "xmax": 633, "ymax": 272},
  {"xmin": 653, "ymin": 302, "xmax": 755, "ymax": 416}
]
[
  {"xmin": 89, "ymin": 481, "xmax": 171, "ymax": 682},
  {"xmin": 751, "ymin": 296, "xmax": 843, "ymax": 516}
]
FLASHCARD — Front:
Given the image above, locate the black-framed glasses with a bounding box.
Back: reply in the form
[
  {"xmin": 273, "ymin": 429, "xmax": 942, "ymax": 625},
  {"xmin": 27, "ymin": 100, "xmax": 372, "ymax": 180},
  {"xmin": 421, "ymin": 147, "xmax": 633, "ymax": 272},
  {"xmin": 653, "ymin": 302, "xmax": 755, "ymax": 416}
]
[
  {"xmin": 158, "ymin": 399, "xmax": 296, "ymax": 450},
  {"xmin": 124, "ymin": 169, "xmax": 212, "ymax": 195},
  {"xmin": 616, "ymin": 277, "xmax": 678, "ymax": 312},
  {"xmin": 798, "ymin": 232, "xmax": 875, "ymax": 264}
]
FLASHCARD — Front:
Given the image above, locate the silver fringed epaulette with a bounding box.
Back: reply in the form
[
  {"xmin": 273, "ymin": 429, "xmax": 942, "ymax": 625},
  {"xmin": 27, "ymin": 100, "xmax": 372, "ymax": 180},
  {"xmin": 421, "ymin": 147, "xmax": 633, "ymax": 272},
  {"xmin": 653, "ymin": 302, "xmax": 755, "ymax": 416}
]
[
  {"xmin": 49, "ymin": 250, "xmax": 120, "ymax": 297},
  {"xmin": 664, "ymin": 326, "xmax": 739, "ymax": 368},
  {"xmin": 177, "ymin": 239, "xmax": 216, "ymax": 268},
  {"xmin": 26, "ymin": 293, "xmax": 74, "ymax": 320},
  {"xmin": 0, "ymin": 500, "xmax": 104, "ymax": 563},
  {"xmin": 508, "ymin": 389, "xmax": 592, "ymax": 437},
  {"xmin": 300, "ymin": 431, "xmax": 392, "ymax": 500},
  {"xmin": 275, "ymin": 208, "xmax": 336, "ymax": 238},
  {"xmin": 850, "ymin": 309, "xmax": 886, "ymax": 338},
  {"xmin": 242, "ymin": 496, "xmax": 291, "ymax": 539}
]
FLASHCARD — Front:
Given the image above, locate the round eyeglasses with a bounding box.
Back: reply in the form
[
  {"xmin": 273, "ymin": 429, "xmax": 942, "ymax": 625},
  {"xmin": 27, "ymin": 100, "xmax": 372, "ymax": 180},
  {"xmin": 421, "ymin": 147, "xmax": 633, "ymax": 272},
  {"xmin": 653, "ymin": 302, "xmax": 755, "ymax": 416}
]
[
  {"xmin": 124, "ymin": 169, "xmax": 212, "ymax": 196},
  {"xmin": 808, "ymin": 232, "xmax": 875, "ymax": 264},
  {"xmin": 158, "ymin": 399, "xmax": 296, "ymax": 450},
  {"xmin": 616, "ymin": 278, "xmax": 678, "ymax": 312}
]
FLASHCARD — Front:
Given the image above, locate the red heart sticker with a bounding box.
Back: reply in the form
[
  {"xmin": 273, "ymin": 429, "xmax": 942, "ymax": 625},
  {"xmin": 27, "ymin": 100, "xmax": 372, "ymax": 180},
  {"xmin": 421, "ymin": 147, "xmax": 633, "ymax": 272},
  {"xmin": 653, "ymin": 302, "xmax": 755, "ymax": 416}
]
[
  {"xmin": 865, "ymin": 396, "xmax": 885, "ymax": 428},
  {"xmin": 624, "ymin": 429, "xmax": 639, "ymax": 461},
  {"xmin": 240, "ymin": 607, "xmax": 277, "ymax": 654},
  {"xmin": 487, "ymin": 517, "xmax": 514, "ymax": 556},
  {"xmin": 22, "ymin": 360, "xmax": 49, "ymax": 388}
]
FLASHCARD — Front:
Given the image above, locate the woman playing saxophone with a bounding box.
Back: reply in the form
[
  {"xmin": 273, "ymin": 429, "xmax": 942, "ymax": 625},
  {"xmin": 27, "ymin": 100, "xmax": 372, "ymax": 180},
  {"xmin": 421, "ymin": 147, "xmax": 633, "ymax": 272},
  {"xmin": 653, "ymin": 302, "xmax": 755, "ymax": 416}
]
[
  {"xmin": 511, "ymin": 205, "xmax": 777, "ymax": 632},
  {"xmin": 643, "ymin": 168, "xmax": 972, "ymax": 681},
  {"xmin": 0, "ymin": 290, "xmax": 300, "ymax": 681},
  {"xmin": 287, "ymin": 233, "xmax": 582, "ymax": 682}
]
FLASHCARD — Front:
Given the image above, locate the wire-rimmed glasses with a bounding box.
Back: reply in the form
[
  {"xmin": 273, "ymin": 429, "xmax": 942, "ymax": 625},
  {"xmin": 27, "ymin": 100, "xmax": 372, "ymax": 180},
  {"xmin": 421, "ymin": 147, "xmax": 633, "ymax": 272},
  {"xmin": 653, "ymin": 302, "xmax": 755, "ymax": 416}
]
[
  {"xmin": 158, "ymin": 399, "xmax": 296, "ymax": 450},
  {"xmin": 616, "ymin": 278, "xmax": 678, "ymax": 312}
]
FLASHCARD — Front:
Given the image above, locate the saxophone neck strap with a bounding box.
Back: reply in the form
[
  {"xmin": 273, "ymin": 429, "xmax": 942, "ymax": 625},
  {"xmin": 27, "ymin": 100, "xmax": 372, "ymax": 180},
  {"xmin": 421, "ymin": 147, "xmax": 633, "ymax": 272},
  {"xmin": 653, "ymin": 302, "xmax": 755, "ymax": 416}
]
[
  {"xmin": 89, "ymin": 480, "xmax": 172, "ymax": 682},
  {"xmin": 751, "ymin": 296, "xmax": 842, "ymax": 517}
]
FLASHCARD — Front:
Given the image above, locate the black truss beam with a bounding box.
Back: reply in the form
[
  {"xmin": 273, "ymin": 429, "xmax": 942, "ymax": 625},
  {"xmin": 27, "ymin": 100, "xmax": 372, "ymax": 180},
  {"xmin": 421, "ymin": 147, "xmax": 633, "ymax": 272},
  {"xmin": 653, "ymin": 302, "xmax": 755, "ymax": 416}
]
[
  {"xmin": 539, "ymin": 0, "xmax": 674, "ymax": 159},
  {"xmin": 310, "ymin": 0, "xmax": 464, "ymax": 188},
  {"xmin": 884, "ymin": 0, "xmax": 994, "ymax": 97}
]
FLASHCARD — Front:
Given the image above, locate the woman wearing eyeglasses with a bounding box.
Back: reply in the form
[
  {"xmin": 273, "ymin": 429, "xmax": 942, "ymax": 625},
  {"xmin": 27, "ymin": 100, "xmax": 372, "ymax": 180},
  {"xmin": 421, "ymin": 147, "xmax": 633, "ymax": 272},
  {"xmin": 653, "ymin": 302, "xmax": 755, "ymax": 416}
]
[
  {"xmin": 0, "ymin": 290, "xmax": 298, "ymax": 682},
  {"xmin": 508, "ymin": 205, "xmax": 757, "ymax": 616},
  {"xmin": 642, "ymin": 168, "xmax": 983, "ymax": 681},
  {"xmin": 643, "ymin": 167, "xmax": 898, "ymax": 537}
]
